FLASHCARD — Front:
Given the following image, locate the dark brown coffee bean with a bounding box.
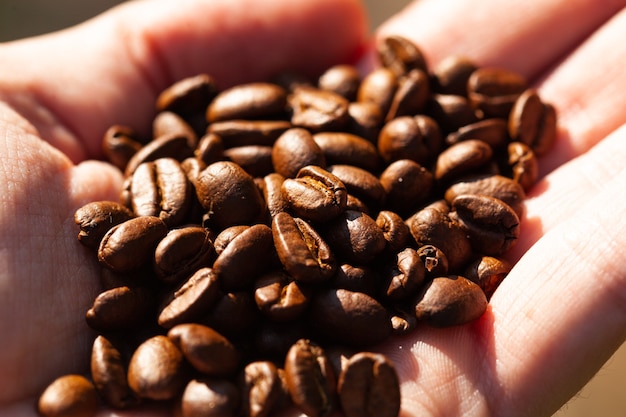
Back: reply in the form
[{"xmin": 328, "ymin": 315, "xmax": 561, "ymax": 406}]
[
  {"xmin": 416, "ymin": 244, "xmax": 449, "ymax": 277},
  {"xmin": 224, "ymin": 145, "xmax": 273, "ymax": 178},
  {"xmin": 508, "ymin": 88, "xmax": 557, "ymax": 156},
  {"xmin": 272, "ymin": 211, "xmax": 336, "ymax": 283},
  {"xmin": 434, "ymin": 139, "xmax": 493, "ymax": 183},
  {"xmin": 127, "ymin": 335, "xmax": 188, "ymax": 401},
  {"xmin": 284, "ymin": 339, "xmax": 336, "ymax": 417},
  {"xmin": 180, "ymin": 378, "xmax": 240, "ymax": 417},
  {"xmin": 240, "ymin": 361, "xmax": 284, "ymax": 417},
  {"xmin": 37, "ymin": 374, "xmax": 99, "ymax": 417},
  {"xmin": 323, "ymin": 210, "xmax": 386, "ymax": 265},
  {"xmin": 158, "ymin": 267, "xmax": 221, "ymax": 328},
  {"xmin": 130, "ymin": 158, "xmax": 192, "ymax": 227},
  {"xmin": 468, "ymin": 67, "xmax": 527, "ymax": 119},
  {"xmin": 124, "ymin": 132, "xmax": 195, "ymax": 177},
  {"xmin": 91, "ymin": 335, "xmax": 137, "ymax": 409},
  {"xmin": 381, "ymin": 247, "xmax": 426, "ymax": 301},
  {"xmin": 254, "ymin": 270, "xmax": 310, "ymax": 322},
  {"xmin": 281, "ymin": 165, "xmax": 347, "ymax": 222},
  {"xmin": 156, "ymin": 74, "xmax": 218, "ymax": 116},
  {"xmin": 202, "ymin": 292, "xmax": 260, "ymax": 339},
  {"xmin": 97, "ymin": 216, "xmax": 168, "ymax": 272},
  {"xmin": 194, "ymin": 132, "xmax": 225, "ymax": 167},
  {"xmin": 376, "ymin": 210, "xmax": 412, "ymax": 254},
  {"xmin": 317, "ymin": 64, "xmax": 361, "ymax": 101},
  {"xmin": 407, "ymin": 206, "xmax": 473, "ymax": 272},
  {"xmin": 507, "ymin": 141, "xmax": 539, "ymax": 191},
  {"xmin": 377, "ymin": 115, "xmax": 442, "ymax": 166},
  {"xmin": 377, "ymin": 35, "xmax": 428, "ymax": 76},
  {"xmin": 195, "ymin": 161, "xmax": 266, "ymax": 230},
  {"xmin": 213, "ymin": 223, "xmax": 275, "ymax": 291},
  {"xmin": 450, "ymin": 194, "xmax": 520, "ymax": 255},
  {"xmin": 390, "ymin": 308, "xmax": 418, "ymax": 335},
  {"xmin": 208, "ymin": 119, "xmax": 292, "ymax": 148},
  {"xmin": 414, "ymin": 275, "xmax": 487, "ymax": 327},
  {"xmin": 337, "ymin": 352, "xmax": 401, "ymax": 417},
  {"xmin": 309, "ymin": 288, "xmax": 392, "ymax": 347},
  {"xmin": 259, "ymin": 173, "xmax": 289, "ymax": 219},
  {"xmin": 379, "ymin": 159, "xmax": 434, "ymax": 216},
  {"xmin": 168, "ymin": 323, "xmax": 240, "ymax": 376},
  {"xmin": 329, "ymin": 263, "xmax": 379, "ymax": 297},
  {"xmin": 152, "ymin": 111, "xmax": 198, "ymax": 147},
  {"xmin": 357, "ymin": 67, "xmax": 398, "ymax": 117},
  {"xmin": 425, "ymin": 94, "xmax": 478, "ymax": 134},
  {"xmin": 207, "ymin": 82, "xmax": 287, "ymax": 122},
  {"xmin": 346, "ymin": 101, "xmax": 383, "ymax": 142},
  {"xmin": 74, "ymin": 201, "xmax": 134, "ymax": 250},
  {"xmin": 102, "ymin": 125, "xmax": 144, "ymax": 171},
  {"xmin": 313, "ymin": 132, "xmax": 380, "ymax": 172},
  {"xmin": 385, "ymin": 69, "xmax": 430, "ymax": 121},
  {"xmin": 446, "ymin": 118, "xmax": 509, "ymax": 148},
  {"xmin": 464, "ymin": 256, "xmax": 512, "ymax": 300},
  {"xmin": 289, "ymin": 86, "xmax": 350, "ymax": 132},
  {"xmin": 327, "ymin": 164, "xmax": 386, "ymax": 209},
  {"xmin": 432, "ymin": 55, "xmax": 478, "ymax": 96},
  {"xmin": 212, "ymin": 225, "xmax": 250, "ymax": 255},
  {"xmin": 271, "ymin": 128, "xmax": 326, "ymax": 178},
  {"xmin": 85, "ymin": 285, "xmax": 154, "ymax": 331}
]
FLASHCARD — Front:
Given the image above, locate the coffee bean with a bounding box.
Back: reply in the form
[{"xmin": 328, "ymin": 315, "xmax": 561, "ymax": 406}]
[
  {"xmin": 37, "ymin": 374, "xmax": 99, "ymax": 417},
  {"xmin": 328, "ymin": 263, "xmax": 379, "ymax": 297},
  {"xmin": 259, "ymin": 173, "xmax": 289, "ymax": 219},
  {"xmin": 464, "ymin": 255, "xmax": 512, "ymax": 300},
  {"xmin": 101, "ymin": 125, "xmax": 143, "ymax": 171},
  {"xmin": 385, "ymin": 69, "xmax": 430, "ymax": 121},
  {"xmin": 254, "ymin": 270, "xmax": 310, "ymax": 322},
  {"xmin": 202, "ymin": 292, "xmax": 260, "ymax": 340},
  {"xmin": 208, "ymin": 119, "xmax": 292, "ymax": 148},
  {"xmin": 377, "ymin": 35, "xmax": 428, "ymax": 77},
  {"xmin": 416, "ymin": 244, "xmax": 449, "ymax": 277},
  {"xmin": 74, "ymin": 201, "xmax": 134, "ymax": 250},
  {"xmin": 375, "ymin": 210, "xmax": 412, "ymax": 254},
  {"xmin": 289, "ymin": 86, "xmax": 350, "ymax": 132},
  {"xmin": 180, "ymin": 378, "xmax": 240, "ymax": 417},
  {"xmin": 426, "ymin": 93, "xmax": 478, "ymax": 134},
  {"xmin": 194, "ymin": 132, "xmax": 225, "ymax": 166},
  {"xmin": 90, "ymin": 335, "xmax": 138, "ymax": 409},
  {"xmin": 284, "ymin": 339, "xmax": 336, "ymax": 417},
  {"xmin": 468, "ymin": 67, "xmax": 528, "ymax": 119},
  {"xmin": 507, "ymin": 141, "xmax": 539, "ymax": 191},
  {"xmin": 323, "ymin": 210, "xmax": 387, "ymax": 265},
  {"xmin": 127, "ymin": 335, "xmax": 189, "ymax": 401},
  {"xmin": 357, "ymin": 67, "xmax": 398, "ymax": 117},
  {"xmin": 381, "ymin": 247, "xmax": 426, "ymax": 301},
  {"xmin": 377, "ymin": 114, "xmax": 442, "ymax": 166},
  {"xmin": 446, "ymin": 118, "xmax": 509, "ymax": 148},
  {"xmin": 313, "ymin": 132, "xmax": 380, "ymax": 172},
  {"xmin": 85, "ymin": 285, "xmax": 154, "ymax": 331},
  {"xmin": 152, "ymin": 111, "xmax": 198, "ymax": 147},
  {"xmin": 508, "ymin": 88, "xmax": 557, "ymax": 156},
  {"xmin": 156, "ymin": 73, "xmax": 218, "ymax": 116},
  {"xmin": 317, "ymin": 64, "xmax": 361, "ymax": 101},
  {"xmin": 327, "ymin": 164, "xmax": 386, "ymax": 210},
  {"xmin": 271, "ymin": 127, "xmax": 326, "ymax": 178},
  {"xmin": 124, "ymin": 132, "xmax": 194, "ymax": 177},
  {"xmin": 240, "ymin": 361, "xmax": 284, "ymax": 417},
  {"xmin": 432, "ymin": 55, "xmax": 477, "ymax": 96},
  {"xmin": 414, "ymin": 275, "xmax": 487, "ymax": 327},
  {"xmin": 379, "ymin": 159, "xmax": 434, "ymax": 216},
  {"xmin": 337, "ymin": 352, "xmax": 401, "ymax": 417},
  {"xmin": 207, "ymin": 82, "xmax": 287, "ymax": 122},
  {"xmin": 434, "ymin": 139, "xmax": 493, "ymax": 184},
  {"xmin": 346, "ymin": 101, "xmax": 383, "ymax": 142}
]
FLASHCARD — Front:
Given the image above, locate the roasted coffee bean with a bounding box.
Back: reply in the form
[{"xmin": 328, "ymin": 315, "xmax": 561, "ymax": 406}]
[
  {"xmin": 432, "ymin": 55, "xmax": 478, "ymax": 96},
  {"xmin": 127, "ymin": 335, "xmax": 189, "ymax": 401},
  {"xmin": 508, "ymin": 88, "xmax": 557, "ymax": 156},
  {"xmin": 309, "ymin": 288, "xmax": 392, "ymax": 347},
  {"xmin": 312, "ymin": 132, "xmax": 380, "ymax": 172},
  {"xmin": 289, "ymin": 86, "xmax": 350, "ymax": 132},
  {"xmin": 91, "ymin": 335, "xmax": 137, "ymax": 409},
  {"xmin": 207, "ymin": 82, "xmax": 287, "ymax": 122},
  {"xmin": 281, "ymin": 165, "xmax": 347, "ymax": 222},
  {"xmin": 507, "ymin": 141, "xmax": 539, "ymax": 191},
  {"xmin": 180, "ymin": 378, "xmax": 240, "ymax": 417},
  {"xmin": 240, "ymin": 361, "xmax": 284, "ymax": 417},
  {"xmin": 152, "ymin": 111, "xmax": 198, "ymax": 147},
  {"xmin": 98, "ymin": 216, "xmax": 168, "ymax": 272},
  {"xmin": 446, "ymin": 118, "xmax": 509, "ymax": 148},
  {"xmin": 416, "ymin": 244, "xmax": 449, "ymax": 277},
  {"xmin": 357, "ymin": 67, "xmax": 398, "ymax": 117},
  {"xmin": 468, "ymin": 67, "xmax": 528, "ymax": 119},
  {"xmin": 407, "ymin": 206, "xmax": 473, "ymax": 272},
  {"xmin": 346, "ymin": 101, "xmax": 383, "ymax": 142},
  {"xmin": 317, "ymin": 64, "xmax": 361, "ymax": 101},
  {"xmin": 130, "ymin": 158, "xmax": 191, "ymax": 227},
  {"xmin": 212, "ymin": 223, "xmax": 275, "ymax": 291},
  {"xmin": 379, "ymin": 159, "xmax": 434, "ymax": 216},
  {"xmin": 464, "ymin": 256, "xmax": 512, "ymax": 300},
  {"xmin": 377, "ymin": 34, "xmax": 428, "ymax": 77},
  {"xmin": 102, "ymin": 125, "xmax": 144, "ymax": 171},
  {"xmin": 425, "ymin": 93, "xmax": 478, "ymax": 134},
  {"xmin": 450, "ymin": 194, "xmax": 520, "ymax": 255},
  {"xmin": 327, "ymin": 164, "xmax": 386, "ymax": 209},
  {"xmin": 74, "ymin": 201, "xmax": 134, "ymax": 250},
  {"xmin": 444, "ymin": 174, "xmax": 526, "ymax": 219},
  {"xmin": 158, "ymin": 267, "xmax": 221, "ymax": 328},
  {"xmin": 168, "ymin": 323, "xmax": 240, "ymax": 376},
  {"xmin": 271, "ymin": 127, "xmax": 326, "ymax": 178},
  {"xmin": 195, "ymin": 161, "xmax": 266, "ymax": 230},
  {"xmin": 124, "ymin": 132, "xmax": 194, "ymax": 177},
  {"xmin": 272, "ymin": 211, "xmax": 336, "ymax": 283},
  {"xmin": 202, "ymin": 292, "xmax": 260, "ymax": 339},
  {"xmin": 390, "ymin": 308, "xmax": 418, "ymax": 335},
  {"xmin": 224, "ymin": 145, "xmax": 274, "ymax": 177},
  {"xmin": 385, "ymin": 69, "xmax": 430, "ymax": 121},
  {"xmin": 434, "ymin": 139, "xmax": 493, "ymax": 183},
  {"xmin": 376, "ymin": 210, "xmax": 412, "ymax": 254},
  {"xmin": 156, "ymin": 73, "xmax": 217, "ymax": 116},
  {"xmin": 254, "ymin": 270, "xmax": 310, "ymax": 322},
  {"xmin": 323, "ymin": 210, "xmax": 387, "ymax": 265},
  {"xmin": 194, "ymin": 132, "xmax": 225, "ymax": 166},
  {"xmin": 377, "ymin": 114, "xmax": 442, "ymax": 166},
  {"xmin": 381, "ymin": 247, "xmax": 426, "ymax": 301},
  {"xmin": 284, "ymin": 339, "xmax": 336, "ymax": 417},
  {"xmin": 328, "ymin": 263, "xmax": 379, "ymax": 297},
  {"xmin": 337, "ymin": 352, "xmax": 401, "ymax": 417},
  {"xmin": 208, "ymin": 119, "xmax": 292, "ymax": 148},
  {"xmin": 260, "ymin": 173, "xmax": 289, "ymax": 219},
  {"xmin": 414, "ymin": 275, "xmax": 487, "ymax": 327},
  {"xmin": 85, "ymin": 285, "xmax": 154, "ymax": 331},
  {"xmin": 37, "ymin": 374, "xmax": 99, "ymax": 417},
  {"xmin": 212, "ymin": 225, "xmax": 250, "ymax": 255}
]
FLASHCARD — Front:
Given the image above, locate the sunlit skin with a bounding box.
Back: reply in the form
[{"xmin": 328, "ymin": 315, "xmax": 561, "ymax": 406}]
[{"xmin": 1, "ymin": 0, "xmax": 626, "ymax": 416}]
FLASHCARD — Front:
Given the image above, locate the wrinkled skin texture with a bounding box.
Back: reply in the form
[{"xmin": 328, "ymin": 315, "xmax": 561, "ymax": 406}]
[{"xmin": 1, "ymin": 0, "xmax": 626, "ymax": 416}]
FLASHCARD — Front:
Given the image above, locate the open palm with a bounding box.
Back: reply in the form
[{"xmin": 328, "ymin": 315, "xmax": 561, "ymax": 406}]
[{"xmin": 1, "ymin": 1, "xmax": 626, "ymax": 416}]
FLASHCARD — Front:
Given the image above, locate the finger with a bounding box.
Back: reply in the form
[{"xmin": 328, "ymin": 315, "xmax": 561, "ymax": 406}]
[
  {"xmin": 375, "ymin": 0, "xmax": 625, "ymax": 79},
  {"xmin": 0, "ymin": 0, "xmax": 367, "ymax": 162}
]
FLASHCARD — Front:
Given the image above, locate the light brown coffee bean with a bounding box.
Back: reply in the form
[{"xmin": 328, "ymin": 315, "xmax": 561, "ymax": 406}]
[
  {"xmin": 468, "ymin": 67, "xmax": 527, "ymax": 119},
  {"xmin": 90, "ymin": 335, "xmax": 137, "ymax": 409},
  {"xmin": 313, "ymin": 132, "xmax": 380, "ymax": 172},
  {"xmin": 377, "ymin": 35, "xmax": 428, "ymax": 76},
  {"xmin": 207, "ymin": 82, "xmax": 287, "ymax": 122},
  {"xmin": 464, "ymin": 256, "xmax": 512, "ymax": 300},
  {"xmin": 240, "ymin": 361, "xmax": 285, "ymax": 417},
  {"xmin": 377, "ymin": 115, "xmax": 442, "ymax": 166},
  {"xmin": 317, "ymin": 64, "xmax": 361, "ymax": 101},
  {"xmin": 508, "ymin": 88, "xmax": 557, "ymax": 156},
  {"xmin": 271, "ymin": 127, "xmax": 326, "ymax": 178},
  {"xmin": 434, "ymin": 139, "xmax": 493, "ymax": 183},
  {"xmin": 254, "ymin": 270, "xmax": 310, "ymax": 322},
  {"xmin": 37, "ymin": 375, "xmax": 99, "ymax": 417},
  {"xmin": 180, "ymin": 378, "xmax": 240, "ymax": 417},
  {"xmin": 432, "ymin": 55, "xmax": 477, "ymax": 96},
  {"xmin": 74, "ymin": 201, "xmax": 134, "ymax": 250},
  {"xmin": 289, "ymin": 86, "xmax": 350, "ymax": 132}
]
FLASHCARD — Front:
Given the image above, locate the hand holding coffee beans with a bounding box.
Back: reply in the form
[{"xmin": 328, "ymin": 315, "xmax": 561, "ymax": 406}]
[{"xmin": 33, "ymin": 32, "xmax": 559, "ymax": 417}]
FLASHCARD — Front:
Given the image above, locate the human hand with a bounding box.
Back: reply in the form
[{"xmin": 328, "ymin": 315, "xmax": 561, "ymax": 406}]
[{"xmin": 2, "ymin": 0, "xmax": 626, "ymax": 416}]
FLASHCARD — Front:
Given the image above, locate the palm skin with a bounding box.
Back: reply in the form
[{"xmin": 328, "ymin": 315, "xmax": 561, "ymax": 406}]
[{"xmin": 1, "ymin": 1, "xmax": 626, "ymax": 416}]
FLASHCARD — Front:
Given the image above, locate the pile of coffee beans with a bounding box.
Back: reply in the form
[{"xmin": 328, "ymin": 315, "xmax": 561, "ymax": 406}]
[{"xmin": 37, "ymin": 35, "xmax": 556, "ymax": 417}]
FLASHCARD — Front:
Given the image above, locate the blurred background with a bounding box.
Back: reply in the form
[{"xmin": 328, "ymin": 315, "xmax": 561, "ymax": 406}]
[{"xmin": 1, "ymin": 1, "xmax": 624, "ymax": 416}]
